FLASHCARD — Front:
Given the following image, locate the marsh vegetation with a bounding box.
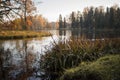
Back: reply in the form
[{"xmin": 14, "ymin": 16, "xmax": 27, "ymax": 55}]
[{"xmin": 40, "ymin": 37, "xmax": 120, "ymax": 80}]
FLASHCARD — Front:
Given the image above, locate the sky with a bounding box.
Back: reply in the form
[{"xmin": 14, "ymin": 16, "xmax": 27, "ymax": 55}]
[{"xmin": 35, "ymin": 0, "xmax": 120, "ymax": 22}]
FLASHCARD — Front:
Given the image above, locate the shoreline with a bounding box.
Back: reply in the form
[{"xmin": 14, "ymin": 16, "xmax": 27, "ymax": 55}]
[{"xmin": 0, "ymin": 31, "xmax": 51, "ymax": 40}]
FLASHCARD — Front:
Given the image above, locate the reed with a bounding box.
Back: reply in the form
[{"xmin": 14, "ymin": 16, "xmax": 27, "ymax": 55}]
[{"xmin": 40, "ymin": 38, "xmax": 120, "ymax": 80}]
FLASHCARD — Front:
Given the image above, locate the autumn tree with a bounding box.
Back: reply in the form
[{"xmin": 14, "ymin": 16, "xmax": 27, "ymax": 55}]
[
  {"xmin": 0, "ymin": 0, "xmax": 20, "ymax": 23},
  {"xmin": 0, "ymin": 0, "xmax": 36, "ymax": 30},
  {"xmin": 13, "ymin": 0, "xmax": 36, "ymax": 30},
  {"xmin": 55, "ymin": 21, "xmax": 59, "ymax": 29}
]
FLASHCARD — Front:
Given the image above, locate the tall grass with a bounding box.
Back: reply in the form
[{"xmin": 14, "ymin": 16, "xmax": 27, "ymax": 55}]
[{"xmin": 40, "ymin": 38, "xmax": 120, "ymax": 79}]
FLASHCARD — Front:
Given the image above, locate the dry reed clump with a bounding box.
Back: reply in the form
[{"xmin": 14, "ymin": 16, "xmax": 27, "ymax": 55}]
[{"xmin": 40, "ymin": 38, "xmax": 120, "ymax": 79}]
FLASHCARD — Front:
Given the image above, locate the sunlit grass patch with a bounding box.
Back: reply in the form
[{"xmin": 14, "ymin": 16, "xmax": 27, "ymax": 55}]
[
  {"xmin": 0, "ymin": 31, "xmax": 51, "ymax": 40},
  {"xmin": 60, "ymin": 54, "xmax": 120, "ymax": 80}
]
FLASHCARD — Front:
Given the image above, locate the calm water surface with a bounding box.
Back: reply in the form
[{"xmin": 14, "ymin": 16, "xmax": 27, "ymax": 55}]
[
  {"xmin": 0, "ymin": 30, "xmax": 119, "ymax": 80},
  {"xmin": 0, "ymin": 30, "xmax": 71, "ymax": 80}
]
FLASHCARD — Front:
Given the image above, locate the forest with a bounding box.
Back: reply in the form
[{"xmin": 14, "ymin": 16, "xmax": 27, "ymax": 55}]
[{"xmin": 59, "ymin": 5, "xmax": 120, "ymax": 30}]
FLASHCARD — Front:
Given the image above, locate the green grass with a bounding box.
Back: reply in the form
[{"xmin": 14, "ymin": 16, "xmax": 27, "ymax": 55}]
[
  {"xmin": 40, "ymin": 38, "xmax": 120, "ymax": 79},
  {"xmin": 0, "ymin": 31, "xmax": 51, "ymax": 40},
  {"xmin": 60, "ymin": 54, "xmax": 120, "ymax": 80}
]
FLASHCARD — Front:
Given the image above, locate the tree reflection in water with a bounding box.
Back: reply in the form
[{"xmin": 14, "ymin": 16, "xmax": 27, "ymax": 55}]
[{"xmin": 0, "ymin": 40, "xmax": 37, "ymax": 80}]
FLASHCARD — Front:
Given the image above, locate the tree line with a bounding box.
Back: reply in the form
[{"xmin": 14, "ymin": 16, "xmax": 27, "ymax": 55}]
[
  {"xmin": 1, "ymin": 15, "xmax": 51, "ymax": 30},
  {"xmin": 59, "ymin": 5, "xmax": 120, "ymax": 30}
]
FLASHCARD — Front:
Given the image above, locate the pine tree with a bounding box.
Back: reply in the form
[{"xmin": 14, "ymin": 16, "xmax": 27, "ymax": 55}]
[{"xmin": 59, "ymin": 14, "xmax": 63, "ymax": 29}]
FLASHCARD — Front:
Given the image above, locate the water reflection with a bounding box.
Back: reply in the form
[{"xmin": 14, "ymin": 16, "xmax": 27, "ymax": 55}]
[
  {"xmin": 59, "ymin": 29, "xmax": 120, "ymax": 40},
  {"xmin": 71, "ymin": 29, "xmax": 120, "ymax": 39},
  {"xmin": 0, "ymin": 33, "xmax": 60, "ymax": 79},
  {"xmin": 59, "ymin": 30, "xmax": 66, "ymax": 36},
  {"xmin": 0, "ymin": 30, "xmax": 119, "ymax": 80}
]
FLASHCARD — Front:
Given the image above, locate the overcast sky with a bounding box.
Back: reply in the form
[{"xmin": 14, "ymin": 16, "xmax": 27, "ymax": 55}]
[{"xmin": 35, "ymin": 0, "xmax": 120, "ymax": 22}]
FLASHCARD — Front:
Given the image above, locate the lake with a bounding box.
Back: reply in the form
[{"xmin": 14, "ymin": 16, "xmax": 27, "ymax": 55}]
[{"xmin": 0, "ymin": 30, "xmax": 119, "ymax": 80}]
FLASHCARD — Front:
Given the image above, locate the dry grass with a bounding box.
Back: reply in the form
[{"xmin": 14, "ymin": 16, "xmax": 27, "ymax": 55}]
[
  {"xmin": 40, "ymin": 38, "xmax": 120, "ymax": 80},
  {"xmin": 0, "ymin": 31, "xmax": 51, "ymax": 40}
]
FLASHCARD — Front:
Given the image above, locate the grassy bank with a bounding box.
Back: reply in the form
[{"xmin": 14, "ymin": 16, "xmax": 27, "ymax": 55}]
[
  {"xmin": 0, "ymin": 31, "xmax": 51, "ymax": 40},
  {"xmin": 40, "ymin": 38, "xmax": 120, "ymax": 80},
  {"xmin": 60, "ymin": 54, "xmax": 120, "ymax": 80}
]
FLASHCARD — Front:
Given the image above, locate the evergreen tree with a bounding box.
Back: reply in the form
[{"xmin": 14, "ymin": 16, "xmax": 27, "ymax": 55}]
[
  {"xmin": 105, "ymin": 7, "xmax": 110, "ymax": 28},
  {"xmin": 63, "ymin": 17, "xmax": 66, "ymax": 28},
  {"xmin": 76, "ymin": 11, "xmax": 81, "ymax": 28},
  {"xmin": 80, "ymin": 15, "xmax": 83, "ymax": 29},
  {"xmin": 71, "ymin": 12, "xmax": 76, "ymax": 28},
  {"xmin": 59, "ymin": 14, "xmax": 63, "ymax": 29},
  {"xmin": 109, "ymin": 7, "xmax": 114, "ymax": 28}
]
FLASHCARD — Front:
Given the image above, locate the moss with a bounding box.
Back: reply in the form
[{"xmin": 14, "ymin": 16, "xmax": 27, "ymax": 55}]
[{"xmin": 60, "ymin": 54, "xmax": 120, "ymax": 80}]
